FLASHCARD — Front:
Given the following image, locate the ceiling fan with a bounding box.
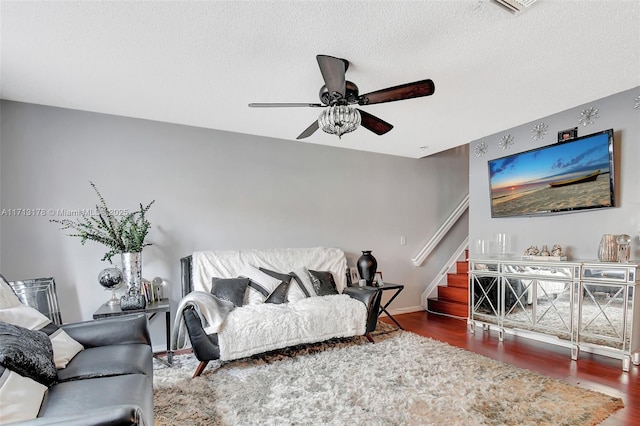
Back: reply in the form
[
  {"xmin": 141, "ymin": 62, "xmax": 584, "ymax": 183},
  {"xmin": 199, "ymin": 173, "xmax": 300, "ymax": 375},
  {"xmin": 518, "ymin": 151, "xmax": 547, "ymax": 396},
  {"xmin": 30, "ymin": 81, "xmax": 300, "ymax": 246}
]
[{"xmin": 248, "ymin": 55, "xmax": 435, "ymax": 140}]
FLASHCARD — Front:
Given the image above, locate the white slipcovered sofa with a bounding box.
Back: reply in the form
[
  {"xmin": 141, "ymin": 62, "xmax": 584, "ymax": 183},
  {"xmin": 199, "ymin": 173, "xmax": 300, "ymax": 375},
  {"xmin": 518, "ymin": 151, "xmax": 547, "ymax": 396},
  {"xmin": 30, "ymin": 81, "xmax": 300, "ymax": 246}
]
[{"xmin": 175, "ymin": 247, "xmax": 381, "ymax": 377}]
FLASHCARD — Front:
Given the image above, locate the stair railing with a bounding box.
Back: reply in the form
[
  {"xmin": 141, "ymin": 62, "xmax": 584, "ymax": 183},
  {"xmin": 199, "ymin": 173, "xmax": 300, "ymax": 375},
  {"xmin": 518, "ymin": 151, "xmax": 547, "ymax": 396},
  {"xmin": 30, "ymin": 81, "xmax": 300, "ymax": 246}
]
[
  {"xmin": 421, "ymin": 237, "xmax": 469, "ymax": 309},
  {"xmin": 411, "ymin": 194, "xmax": 469, "ymax": 267}
]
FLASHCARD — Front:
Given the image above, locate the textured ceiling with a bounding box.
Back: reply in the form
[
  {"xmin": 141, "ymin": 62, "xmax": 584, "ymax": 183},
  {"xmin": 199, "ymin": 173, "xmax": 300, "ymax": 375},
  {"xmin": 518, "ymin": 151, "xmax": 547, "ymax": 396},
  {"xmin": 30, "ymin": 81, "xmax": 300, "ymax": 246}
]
[{"xmin": 1, "ymin": 1, "xmax": 639, "ymax": 158}]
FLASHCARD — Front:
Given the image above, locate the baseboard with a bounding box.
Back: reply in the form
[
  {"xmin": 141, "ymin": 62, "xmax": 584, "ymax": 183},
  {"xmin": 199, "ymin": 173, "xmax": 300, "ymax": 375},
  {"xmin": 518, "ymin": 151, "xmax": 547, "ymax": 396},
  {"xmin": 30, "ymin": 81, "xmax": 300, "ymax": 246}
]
[
  {"xmin": 425, "ymin": 308, "xmax": 467, "ymax": 320},
  {"xmin": 379, "ymin": 305, "xmax": 425, "ymax": 318}
]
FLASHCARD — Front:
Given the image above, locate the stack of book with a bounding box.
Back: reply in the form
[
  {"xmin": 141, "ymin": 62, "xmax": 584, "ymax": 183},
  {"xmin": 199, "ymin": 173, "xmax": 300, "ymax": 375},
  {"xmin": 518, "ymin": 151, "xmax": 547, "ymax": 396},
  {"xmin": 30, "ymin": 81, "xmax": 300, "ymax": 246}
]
[{"xmin": 141, "ymin": 279, "xmax": 162, "ymax": 303}]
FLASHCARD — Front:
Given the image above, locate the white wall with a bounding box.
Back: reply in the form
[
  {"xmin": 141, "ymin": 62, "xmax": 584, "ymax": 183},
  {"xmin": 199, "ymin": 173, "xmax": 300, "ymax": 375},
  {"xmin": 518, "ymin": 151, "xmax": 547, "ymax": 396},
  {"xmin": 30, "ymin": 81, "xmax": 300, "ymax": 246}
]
[
  {"xmin": 0, "ymin": 100, "xmax": 469, "ymax": 348},
  {"xmin": 469, "ymin": 87, "xmax": 640, "ymax": 260}
]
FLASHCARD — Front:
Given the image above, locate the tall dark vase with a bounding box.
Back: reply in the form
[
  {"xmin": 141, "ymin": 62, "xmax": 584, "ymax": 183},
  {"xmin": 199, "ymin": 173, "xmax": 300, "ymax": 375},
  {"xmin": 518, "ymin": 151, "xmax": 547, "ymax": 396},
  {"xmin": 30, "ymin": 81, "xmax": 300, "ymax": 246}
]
[{"xmin": 357, "ymin": 250, "xmax": 377, "ymax": 286}]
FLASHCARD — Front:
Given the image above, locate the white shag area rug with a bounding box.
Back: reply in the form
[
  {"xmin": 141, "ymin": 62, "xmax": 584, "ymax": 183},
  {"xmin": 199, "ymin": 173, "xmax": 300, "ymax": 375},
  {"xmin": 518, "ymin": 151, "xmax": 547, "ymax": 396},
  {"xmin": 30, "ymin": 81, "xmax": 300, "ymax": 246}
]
[{"xmin": 153, "ymin": 329, "xmax": 622, "ymax": 425}]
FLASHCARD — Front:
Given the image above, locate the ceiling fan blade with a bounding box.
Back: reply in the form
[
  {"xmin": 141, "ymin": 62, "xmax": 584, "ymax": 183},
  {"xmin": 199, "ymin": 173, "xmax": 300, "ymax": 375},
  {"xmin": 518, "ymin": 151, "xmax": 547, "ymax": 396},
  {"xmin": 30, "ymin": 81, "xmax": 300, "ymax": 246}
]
[
  {"xmin": 358, "ymin": 79, "xmax": 435, "ymax": 105},
  {"xmin": 316, "ymin": 55, "xmax": 348, "ymax": 97},
  {"xmin": 358, "ymin": 109, "xmax": 393, "ymax": 135},
  {"xmin": 249, "ymin": 102, "xmax": 324, "ymax": 108},
  {"xmin": 296, "ymin": 120, "xmax": 320, "ymax": 140}
]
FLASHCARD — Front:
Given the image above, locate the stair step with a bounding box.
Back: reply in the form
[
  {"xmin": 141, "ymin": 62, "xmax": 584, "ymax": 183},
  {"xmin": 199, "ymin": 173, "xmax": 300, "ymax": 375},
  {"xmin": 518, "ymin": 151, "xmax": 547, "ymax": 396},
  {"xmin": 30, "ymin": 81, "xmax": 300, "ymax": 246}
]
[
  {"xmin": 447, "ymin": 273, "xmax": 468, "ymax": 288},
  {"xmin": 427, "ymin": 298, "xmax": 468, "ymax": 318},
  {"xmin": 456, "ymin": 261, "xmax": 468, "ymax": 274},
  {"xmin": 438, "ymin": 286, "xmax": 468, "ymax": 304}
]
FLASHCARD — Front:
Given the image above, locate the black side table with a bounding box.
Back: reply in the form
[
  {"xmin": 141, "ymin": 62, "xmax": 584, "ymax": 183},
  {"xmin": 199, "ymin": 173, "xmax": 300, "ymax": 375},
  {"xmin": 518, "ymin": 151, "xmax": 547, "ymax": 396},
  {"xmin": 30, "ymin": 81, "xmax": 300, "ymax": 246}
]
[
  {"xmin": 93, "ymin": 298, "xmax": 172, "ymax": 365},
  {"xmin": 365, "ymin": 283, "xmax": 405, "ymax": 330}
]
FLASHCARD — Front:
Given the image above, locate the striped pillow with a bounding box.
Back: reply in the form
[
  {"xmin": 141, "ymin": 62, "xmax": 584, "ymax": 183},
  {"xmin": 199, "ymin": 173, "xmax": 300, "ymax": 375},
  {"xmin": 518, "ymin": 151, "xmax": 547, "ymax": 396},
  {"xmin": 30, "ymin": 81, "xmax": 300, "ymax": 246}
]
[
  {"xmin": 0, "ymin": 274, "xmax": 21, "ymax": 308},
  {"xmin": 258, "ymin": 267, "xmax": 307, "ymax": 303},
  {"xmin": 0, "ymin": 366, "xmax": 47, "ymax": 423},
  {"xmin": 0, "ymin": 305, "xmax": 83, "ymax": 369},
  {"xmin": 238, "ymin": 265, "xmax": 285, "ymax": 305},
  {"xmin": 291, "ymin": 267, "xmax": 318, "ymax": 298},
  {"xmin": 0, "ymin": 277, "xmax": 83, "ymax": 368}
]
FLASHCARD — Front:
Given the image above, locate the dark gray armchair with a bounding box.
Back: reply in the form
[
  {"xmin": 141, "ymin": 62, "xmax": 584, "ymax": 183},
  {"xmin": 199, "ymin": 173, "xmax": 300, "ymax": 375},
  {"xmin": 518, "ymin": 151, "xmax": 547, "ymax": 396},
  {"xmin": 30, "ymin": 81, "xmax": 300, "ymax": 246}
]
[{"xmin": 18, "ymin": 314, "xmax": 154, "ymax": 426}]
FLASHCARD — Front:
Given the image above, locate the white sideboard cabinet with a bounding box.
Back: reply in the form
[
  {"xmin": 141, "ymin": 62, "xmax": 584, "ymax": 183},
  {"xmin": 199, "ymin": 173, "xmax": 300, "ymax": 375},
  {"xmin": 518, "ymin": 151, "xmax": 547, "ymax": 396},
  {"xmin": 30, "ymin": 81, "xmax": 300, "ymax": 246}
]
[{"xmin": 468, "ymin": 258, "xmax": 639, "ymax": 371}]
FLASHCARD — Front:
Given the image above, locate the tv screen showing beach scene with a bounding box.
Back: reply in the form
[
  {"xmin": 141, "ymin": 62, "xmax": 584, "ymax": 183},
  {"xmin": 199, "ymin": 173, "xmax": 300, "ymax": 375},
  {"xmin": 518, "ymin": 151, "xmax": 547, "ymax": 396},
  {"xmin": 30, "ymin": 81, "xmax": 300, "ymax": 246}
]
[{"xmin": 488, "ymin": 129, "xmax": 615, "ymax": 218}]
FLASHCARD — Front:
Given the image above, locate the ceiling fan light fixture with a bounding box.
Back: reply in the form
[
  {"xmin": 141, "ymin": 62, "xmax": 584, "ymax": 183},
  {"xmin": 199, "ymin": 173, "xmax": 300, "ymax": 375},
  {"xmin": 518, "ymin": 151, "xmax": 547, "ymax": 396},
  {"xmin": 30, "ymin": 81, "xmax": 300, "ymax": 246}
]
[{"xmin": 318, "ymin": 105, "xmax": 361, "ymax": 139}]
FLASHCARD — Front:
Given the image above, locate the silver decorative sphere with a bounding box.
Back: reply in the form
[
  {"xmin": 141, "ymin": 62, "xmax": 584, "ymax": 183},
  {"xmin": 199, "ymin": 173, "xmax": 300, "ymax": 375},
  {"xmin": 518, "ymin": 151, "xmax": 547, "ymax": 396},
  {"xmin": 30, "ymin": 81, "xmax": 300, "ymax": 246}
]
[{"xmin": 98, "ymin": 267, "xmax": 123, "ymax": 289}]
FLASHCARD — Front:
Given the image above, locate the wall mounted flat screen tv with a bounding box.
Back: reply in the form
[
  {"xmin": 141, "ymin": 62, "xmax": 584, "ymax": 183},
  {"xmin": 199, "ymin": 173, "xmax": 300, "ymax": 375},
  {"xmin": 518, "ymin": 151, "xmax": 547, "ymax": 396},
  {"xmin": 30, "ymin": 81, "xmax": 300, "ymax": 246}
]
[{"xmin": 488, "ymin": 129, "xmax": 615, "ymax": 218}]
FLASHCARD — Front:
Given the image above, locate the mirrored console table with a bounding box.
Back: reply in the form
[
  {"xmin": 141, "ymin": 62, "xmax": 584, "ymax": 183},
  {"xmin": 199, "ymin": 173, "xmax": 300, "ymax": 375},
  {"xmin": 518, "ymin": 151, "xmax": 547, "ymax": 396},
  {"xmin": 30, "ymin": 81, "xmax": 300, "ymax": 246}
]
[{"xmin": 468, "ymin": 258, "xmax": 639, "ymax": 371}]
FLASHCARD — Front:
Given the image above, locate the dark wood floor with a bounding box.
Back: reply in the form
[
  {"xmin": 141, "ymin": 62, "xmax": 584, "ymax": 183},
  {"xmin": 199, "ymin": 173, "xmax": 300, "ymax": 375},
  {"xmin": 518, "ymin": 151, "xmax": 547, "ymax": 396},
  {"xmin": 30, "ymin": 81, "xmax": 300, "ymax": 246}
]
[{"xmin": 381, "ymin": 311, "xmax": 639, "ymax": 425}]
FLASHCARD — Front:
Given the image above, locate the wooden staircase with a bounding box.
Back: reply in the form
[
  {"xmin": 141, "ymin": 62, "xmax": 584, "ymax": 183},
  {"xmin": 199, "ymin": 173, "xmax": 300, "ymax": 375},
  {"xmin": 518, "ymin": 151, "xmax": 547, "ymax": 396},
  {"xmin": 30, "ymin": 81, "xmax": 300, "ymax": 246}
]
[{"xmin": 427, "ymin": 252, "xmax": 468, "ymax": 318}]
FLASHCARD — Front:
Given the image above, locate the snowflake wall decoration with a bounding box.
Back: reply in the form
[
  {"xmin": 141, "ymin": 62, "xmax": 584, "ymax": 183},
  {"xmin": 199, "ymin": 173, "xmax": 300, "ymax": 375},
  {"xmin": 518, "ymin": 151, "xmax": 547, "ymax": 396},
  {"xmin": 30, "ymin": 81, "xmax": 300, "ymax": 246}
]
[
  {"xmin": 578, "ymin": 107, "xmax": 599, "ymax": 126},
  {"xmin": 474, "ymin": 142, "xmax": 487, "ymax": 157},
  {"xmin": 498, "ymin": 134, "xmax": 514, "ymax": 150},
  {"xmin": 635, "ymin": 95, "xmax": 640, "ymax": 109},
  {"xmin": 530, "ymin": 123, "xmax": 548, "ymax": 141}
]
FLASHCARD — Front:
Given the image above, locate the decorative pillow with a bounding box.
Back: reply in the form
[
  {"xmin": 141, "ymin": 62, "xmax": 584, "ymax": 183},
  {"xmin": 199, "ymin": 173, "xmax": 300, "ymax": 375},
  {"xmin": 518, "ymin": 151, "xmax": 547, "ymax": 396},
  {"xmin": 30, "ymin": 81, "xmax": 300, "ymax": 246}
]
[
  {"xmin": 308, "ymin": 270, "xmax": 339, "ymax": 296},
  {"xmin": 0, "ymin": 304, "xmax": 84, "ymax": 369},
  {"xmin": 285, "ymin": 279, "xmax": 307, "ymax": 303},
  {"xmin": 0, "ymin": 274, "xmax": 22, "ymax": 309},
  {"xmin": 288, "ymin": 272, "xmax": 311, "ymax": 298},
  {"xmin": 264, "ymin": 281, "xmax": 290, "ymax": 304},
  {"xmin": 258, "ymin": 267, "xmax": 293, "ymax": 284},
  {"xmin": 0, "ymin": 366, "xmax": 47, "ymax": 423},
  {"xmin": 259, "ymin": 267, "xmax": 304, "ymax": 303},
  {"xmin": 291, "ymin": 266, "xmax": 318, "ymax": 297},
  {"xmin": 0, "ymin": 322, "xmax": 57, "ymax": 386},
  {"xmin": 238, "ymin": 265, "xmax": 285, "ymax": 305},
  {"xmin": 211, "ymin": 277, "xmax": 250, "ymax": 307}
]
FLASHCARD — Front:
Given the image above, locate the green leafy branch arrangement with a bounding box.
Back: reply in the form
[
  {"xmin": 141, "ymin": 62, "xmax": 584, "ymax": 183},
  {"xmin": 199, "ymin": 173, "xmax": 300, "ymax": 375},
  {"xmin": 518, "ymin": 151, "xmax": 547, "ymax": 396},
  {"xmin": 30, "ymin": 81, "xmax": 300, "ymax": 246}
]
[{"xmin": 51, "ymin": 182, "xmax": 155, "ymax": 263}]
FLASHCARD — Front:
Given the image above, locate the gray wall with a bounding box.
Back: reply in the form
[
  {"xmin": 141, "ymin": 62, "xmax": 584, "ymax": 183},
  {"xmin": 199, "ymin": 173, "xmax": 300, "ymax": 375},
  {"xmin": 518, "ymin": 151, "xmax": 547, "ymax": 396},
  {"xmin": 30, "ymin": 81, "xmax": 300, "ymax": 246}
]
[
  {"xmin": 469, "ymin": 87, "xmax": 640, "ymax": 260},
  {"xmin": 0, "ymin": 122, "xmax": 2, "ymax": 268},
  {"xmin": 0, "ymin": 100, "xmax": 469, "ymax": 348}
]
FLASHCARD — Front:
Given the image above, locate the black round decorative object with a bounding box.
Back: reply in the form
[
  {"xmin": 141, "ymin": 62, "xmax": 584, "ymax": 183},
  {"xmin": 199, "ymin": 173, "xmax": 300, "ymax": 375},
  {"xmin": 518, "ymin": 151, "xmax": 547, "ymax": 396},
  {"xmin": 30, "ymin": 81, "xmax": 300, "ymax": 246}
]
[{"xmin": 357, "ymin": 250, "xmax": 377, "ymax": 286}]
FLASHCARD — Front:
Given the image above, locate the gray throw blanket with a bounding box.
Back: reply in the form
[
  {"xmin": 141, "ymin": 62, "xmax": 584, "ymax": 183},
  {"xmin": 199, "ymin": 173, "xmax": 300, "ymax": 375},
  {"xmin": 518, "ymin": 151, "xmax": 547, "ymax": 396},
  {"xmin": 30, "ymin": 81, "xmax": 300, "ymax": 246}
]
[{"xmin": 171, "ymin": 291, "xmax": 234, "ymax": 351}]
